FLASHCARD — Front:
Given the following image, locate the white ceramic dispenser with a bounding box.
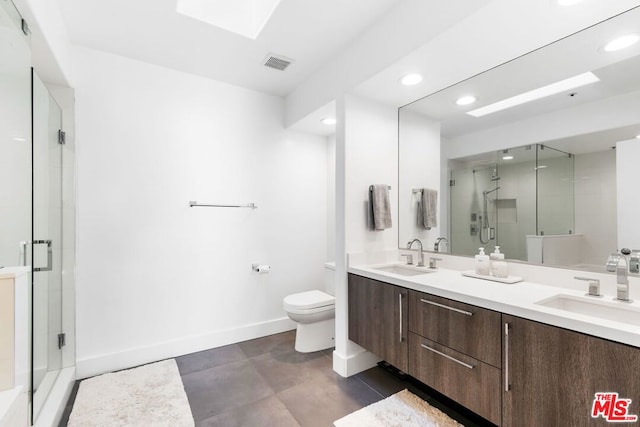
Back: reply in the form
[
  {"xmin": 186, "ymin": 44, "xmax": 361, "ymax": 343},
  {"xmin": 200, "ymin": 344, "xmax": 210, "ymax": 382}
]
[
  {"xmin": 490, "ymin": 246, "xmax": 508, "ymax": 278},
  {"xmin": 475, "ymin": 248, "xmax": 490, "ymax": 275}
]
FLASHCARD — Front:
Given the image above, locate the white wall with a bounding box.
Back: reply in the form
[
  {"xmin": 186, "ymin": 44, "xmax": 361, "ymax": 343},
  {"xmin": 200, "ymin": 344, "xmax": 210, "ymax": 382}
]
[
  {"xmin": 326, "ymin": 135, "xmax": 336, "ymax": 262},
  {"xmin": 333, "ymin": 94, "xmax": 399, "ymax": 376},
  {"xmin": 398, "ymin": 110, "xmax": 441, "ymax": 251},
  {"xmin": 575, "ymin": 150, "xmax": 617, "ymax": 265},
  {"xmin": 73, "ymin": 47, "xmax": 328, "ymax": 378},
  {"xmin": 616, "ymin": 140, "xmax": 640, "ymax": 252},
  {"xmin": 344, "ymin": 95, "xmax": 398, "ymax": 253}
]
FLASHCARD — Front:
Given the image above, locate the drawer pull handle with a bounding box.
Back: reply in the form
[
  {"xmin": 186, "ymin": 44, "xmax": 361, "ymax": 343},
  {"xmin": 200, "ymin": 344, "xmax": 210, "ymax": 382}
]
[
  {"xmin": 505, "ymin": 322, "xmax": 510, "ymax": 392},
  {"xmin": 420, "ymin": 299, "xmax": 473, "ymax": 316},
  {"xmin": 399, "ymin": 293, "xmax": 403, "ymax": 343},
  {"xmin": 420, "ymin": 344, "xmax": 475, "ymax": 369}
]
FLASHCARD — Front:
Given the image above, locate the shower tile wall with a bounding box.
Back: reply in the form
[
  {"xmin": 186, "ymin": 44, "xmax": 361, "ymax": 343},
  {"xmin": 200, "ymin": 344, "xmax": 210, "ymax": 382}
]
[
  {"xmin": 494, "ymin": 160, "xmax": 536, "ymax": 261},
  {"xmin": 574, "ymin": 150, "xmax": 617, "ymax": 267}
]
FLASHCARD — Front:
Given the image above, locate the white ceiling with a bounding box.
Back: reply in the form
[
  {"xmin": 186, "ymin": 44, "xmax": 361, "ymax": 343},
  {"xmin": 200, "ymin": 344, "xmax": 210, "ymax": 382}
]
[
  {"xmin": 405, "ymin": 6, "xmax": 640, "ymax": 157},
  {"xmin": 58, "ymin": 0, "xmax": 401, "ymax": 97}
]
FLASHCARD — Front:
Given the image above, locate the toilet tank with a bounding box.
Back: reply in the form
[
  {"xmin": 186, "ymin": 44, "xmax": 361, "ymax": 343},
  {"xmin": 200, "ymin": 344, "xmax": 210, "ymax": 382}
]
[{"xmin": 324, "ymin": 262, "xmax": 335, "ymax": 296}]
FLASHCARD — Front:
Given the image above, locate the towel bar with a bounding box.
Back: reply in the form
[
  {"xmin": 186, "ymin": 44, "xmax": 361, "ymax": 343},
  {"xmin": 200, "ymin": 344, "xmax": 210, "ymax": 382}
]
[{"xmin": 189, "ymin": 201, "xmax": 257, "ymax": 209}]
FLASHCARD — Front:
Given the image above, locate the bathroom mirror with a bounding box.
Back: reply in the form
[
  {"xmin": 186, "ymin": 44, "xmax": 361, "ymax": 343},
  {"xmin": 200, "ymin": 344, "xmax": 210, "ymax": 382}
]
[{"xmin": 398, "ymin": 6, "xmax": 640, "ymax": 272}]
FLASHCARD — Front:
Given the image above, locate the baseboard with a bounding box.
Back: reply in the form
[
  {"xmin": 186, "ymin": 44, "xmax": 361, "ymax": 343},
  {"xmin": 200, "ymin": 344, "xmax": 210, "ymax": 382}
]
[
  {"xmin": 76, "ymin": 317, "xmax": 296, "ymax": 379},
  {"xmin": 332, "ymin": 349, "xmax": 380, "ymax": 378}
]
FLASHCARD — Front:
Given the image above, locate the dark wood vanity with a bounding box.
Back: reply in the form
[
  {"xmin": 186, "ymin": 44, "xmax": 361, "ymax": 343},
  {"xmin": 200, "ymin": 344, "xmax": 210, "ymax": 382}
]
[{"xmin": 348, "ymin": 273, "xmax": 640, "ymax": 427}]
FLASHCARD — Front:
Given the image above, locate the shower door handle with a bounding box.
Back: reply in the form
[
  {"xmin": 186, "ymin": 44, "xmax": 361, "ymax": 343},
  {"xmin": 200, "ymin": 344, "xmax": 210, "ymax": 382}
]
[
  {"xmin": 20, "ymin": 241, "xmax": 28, "ymax": 266},
  {"xmin": 33, "ymin": 240, "xmax": 52, "ymax": 272}
]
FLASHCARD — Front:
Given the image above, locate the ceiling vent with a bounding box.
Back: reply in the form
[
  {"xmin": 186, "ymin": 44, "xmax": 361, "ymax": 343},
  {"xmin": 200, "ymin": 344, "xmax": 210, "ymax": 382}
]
[{"xmin": 263, "ymin": 53, "xmax": 293, "ymax": 71}]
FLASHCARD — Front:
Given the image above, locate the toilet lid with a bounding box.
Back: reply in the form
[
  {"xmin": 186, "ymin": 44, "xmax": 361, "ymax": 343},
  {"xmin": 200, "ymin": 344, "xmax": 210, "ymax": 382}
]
[{"xmin": 284, "ymin": 290, "xmax": 335, "ymax": 311}]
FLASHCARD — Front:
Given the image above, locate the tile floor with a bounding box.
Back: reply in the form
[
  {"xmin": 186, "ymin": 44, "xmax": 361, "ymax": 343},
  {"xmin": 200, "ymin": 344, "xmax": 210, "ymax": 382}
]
[{"xmin": 59, "ymin": 331, "xmax": 494, "ymax": 426}]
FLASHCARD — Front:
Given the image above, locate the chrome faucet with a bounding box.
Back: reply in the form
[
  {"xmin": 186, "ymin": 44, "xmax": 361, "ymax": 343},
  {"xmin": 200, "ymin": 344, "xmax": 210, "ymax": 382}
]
[
  {"xmin": 434, "ymin": 237, "xmax": 448, "ymax": 253},
  {"xmin": 606, "ymin": 251, "xmax": 633, "ymax": 302},
  {"xmin": 407, "ymin": 239, "xmax": 425, "ymax": 267}
]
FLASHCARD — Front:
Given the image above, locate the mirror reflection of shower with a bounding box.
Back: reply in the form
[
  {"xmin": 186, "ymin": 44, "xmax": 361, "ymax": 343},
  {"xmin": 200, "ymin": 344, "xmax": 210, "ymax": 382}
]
[
  {"xmin": 449, "ymin": 143, "xmax": 575, "ymax": 261},
  {"xmin": 477, "ymin": 168, "xmax": 500, "ymax": 244}
]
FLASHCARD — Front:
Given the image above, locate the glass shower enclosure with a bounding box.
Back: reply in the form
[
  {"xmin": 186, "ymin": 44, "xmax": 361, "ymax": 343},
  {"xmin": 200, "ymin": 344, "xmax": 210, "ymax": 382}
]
[
  {"xmin": 31, "ymin": 71, "xmax": 66, "ymax": 421},
  {"xmin": 449, "ymin": 144, "xmax": 574, "ymax": 261},
  {"xmin": 0, "ymin": 1, "xmax": 74, "ymax": 422}
]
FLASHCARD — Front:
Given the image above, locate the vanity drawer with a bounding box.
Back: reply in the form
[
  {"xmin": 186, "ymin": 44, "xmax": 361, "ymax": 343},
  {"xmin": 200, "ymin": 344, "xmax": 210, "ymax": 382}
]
[
  {"xmin": 408, "ymin": 333, "xmax": 501, "ymax": 426},
  {"xmin": 408, "ymin": 290, "xmax": 501, "ymax": 367}
]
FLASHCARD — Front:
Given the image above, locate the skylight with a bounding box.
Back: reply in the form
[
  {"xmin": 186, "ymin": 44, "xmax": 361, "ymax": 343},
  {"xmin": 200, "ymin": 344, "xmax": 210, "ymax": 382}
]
[
  {"xmin": 466, "ymin": 72, "xmax": 600, "ymax": 118},
  {"xmin": 176, "ymin": 0, "xmax": 282, "ymax": 40}
]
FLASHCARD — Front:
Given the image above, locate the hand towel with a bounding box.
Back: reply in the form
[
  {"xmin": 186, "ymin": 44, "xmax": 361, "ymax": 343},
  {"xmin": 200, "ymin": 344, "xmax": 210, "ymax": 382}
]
[
  {"xmin": 421, "ymin": 188, "xmax": 438, "ymax": 229},
  {"xmin": 370, "ymin": 185, "xmax": 392, "ymax": 230}
]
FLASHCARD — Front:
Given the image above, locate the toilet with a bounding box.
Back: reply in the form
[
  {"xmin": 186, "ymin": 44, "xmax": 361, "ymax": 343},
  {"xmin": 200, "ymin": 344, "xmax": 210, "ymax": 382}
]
[{"xmin": 283, "ymin": 263, "xmax": 335, "ymax": 353}]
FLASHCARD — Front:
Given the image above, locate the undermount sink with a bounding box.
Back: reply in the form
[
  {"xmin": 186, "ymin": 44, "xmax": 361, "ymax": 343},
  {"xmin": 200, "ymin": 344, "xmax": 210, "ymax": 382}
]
[
  {"xmin": 535, "ymin": 294, "xmax": 640, "ymax": 326},
  {"xmin": 373, "ymin": 265, "xmax": 434, "ymax": 276}
]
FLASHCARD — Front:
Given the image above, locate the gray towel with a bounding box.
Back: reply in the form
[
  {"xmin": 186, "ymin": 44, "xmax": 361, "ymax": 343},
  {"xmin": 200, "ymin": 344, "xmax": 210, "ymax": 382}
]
[
  {"xmin": 370, "ymin": 185, "xmax": 392, "ymax": 230},
  {"xmin": 421, "ymin": 188, "xmax": 437, "ymax": 229}
]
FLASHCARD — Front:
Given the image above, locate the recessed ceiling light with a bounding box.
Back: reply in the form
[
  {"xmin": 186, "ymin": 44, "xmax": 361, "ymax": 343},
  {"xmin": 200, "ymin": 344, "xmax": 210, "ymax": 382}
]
[
  {"xmin": 321, "ymin": 117, "xmax": 337, "ymax": 125},
  {"xmin": 467, "ymin": 72, "xmax": 599, "ymax": 117},
  {"xmin": 456, "ymin": 96, "xmax": 476, "ymax": 106},
  {"xmin": 400, "ymin": 73, "xmax": 423, "ymax": 86},
  {"xmin": 636, "ymin": 134, "xmax": 640, "ymax": 139},
  {"xmin": 558, "ymin": 0, "xmax": 583, "ymax": 5},
  {"xmin": 502, "ymin": 155, "xmax": 514, "ymax": 160},
  {"xmin": 604, "ymin": 34, "xmax": 640, "ymax": 52}
]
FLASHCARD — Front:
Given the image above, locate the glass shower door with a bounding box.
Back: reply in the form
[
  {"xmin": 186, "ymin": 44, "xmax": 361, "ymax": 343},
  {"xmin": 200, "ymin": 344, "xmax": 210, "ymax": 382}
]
[{"xmin": 31, "ymin": 71, "xmax": 64, "ymax": 420}]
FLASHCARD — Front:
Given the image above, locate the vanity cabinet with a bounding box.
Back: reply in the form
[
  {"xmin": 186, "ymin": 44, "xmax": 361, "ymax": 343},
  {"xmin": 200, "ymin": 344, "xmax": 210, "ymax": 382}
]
[
  {"xmin": 408, "ymin": 290, "xmax": 502, "ymax": 425},
  {"xmin": 408, "ymin": 291, "xmax": 502, "ymax": 368},
  {"xmin": 348, "ymin": 274, "xmax": 408, "ymax": 372},
  {"xmin": 503, "ymin": 314, "xmax": 640, "ymax": 427}
]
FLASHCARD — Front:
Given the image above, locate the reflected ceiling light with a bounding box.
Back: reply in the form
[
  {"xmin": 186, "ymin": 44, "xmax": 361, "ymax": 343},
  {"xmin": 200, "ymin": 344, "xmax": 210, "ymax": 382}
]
[
  {"xmin": 11, "ymin": 137, "xmax": 26, "ymax": 142},
  {"xmin": 456, "ymin": 95, "xmax": 476, "ymax": 106},
  {"xmin": 558, "ymin": 0, "xmax": 583, "ymax": 5},
  {"xmin": 466, "ymin": 72, "xmax": 599, "ymax": 118},
  {"xmin": 535, "ymin": 165, "xmax": 548, "ymax": 170},
  {"xmin": 400, "ymin": 73, "xmax": 423, "ymax": 86},
  {"xmin": 321, "ymin": 117, "xmax": 337, "ymax": 125},
  {"xmin": 502, "ymin": 156, "xmax": 514, "ymax": 160},
  {"xmin": 604, "ymin": 34, "xmax": 640, "ymax": 52},
  {"xmin": 636, "ymin": 134, "xmax": 640, "ymax": 139}
]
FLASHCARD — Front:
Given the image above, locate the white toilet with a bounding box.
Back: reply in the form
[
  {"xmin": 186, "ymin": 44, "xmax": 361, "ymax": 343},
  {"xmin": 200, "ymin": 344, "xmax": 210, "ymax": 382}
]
[{"xmin": 283, "ymin": 263, "xmax": 335, "ymax": 353}]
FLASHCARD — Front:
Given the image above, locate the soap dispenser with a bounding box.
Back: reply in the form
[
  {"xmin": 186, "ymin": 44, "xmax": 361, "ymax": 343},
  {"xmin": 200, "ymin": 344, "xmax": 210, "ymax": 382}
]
[
  {"xmin": 490, "ymin": 246, "xmax": 508, "ymax": 278},
  {"xmin": 475, "ymin": 248, "xmax": 490, "ymax": 275}
]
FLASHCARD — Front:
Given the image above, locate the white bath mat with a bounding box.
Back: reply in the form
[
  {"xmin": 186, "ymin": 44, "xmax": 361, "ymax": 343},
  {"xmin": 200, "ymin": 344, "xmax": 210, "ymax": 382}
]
[
  {"xmin": 68, "ymin": 359, "xmax": 194, "ymax": 427},
  {"xmin": 334, "ymin": 389, "xmax": 464, "ymax": 427}
]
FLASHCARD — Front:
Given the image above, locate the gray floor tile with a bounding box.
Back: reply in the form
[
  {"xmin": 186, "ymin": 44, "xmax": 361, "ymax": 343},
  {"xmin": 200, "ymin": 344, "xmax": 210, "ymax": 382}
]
[
  {"xmin": 355, "ymin": 366, "xmax": 409, "ymax": 398},
  {"xmin": 176, "ymin": 344, "xmax": 247, "ymax": 375},
  {"xmin": 250, "ymin": 348, "xmax": 332, "ymax": 393},
  {"xmin": 277, "ymin": 370, "xmax": 383, "ymax": 427},
  {"xmin": 237, "ymin": 330, "xmax": 296, "ymax": 358},
  {"xmin": 196, "ymin": 395, "xmax": 300, "ymax": 427},
  {"xmin": 181, "ymin": 359, "xmax": 274, "ymax": 421}
]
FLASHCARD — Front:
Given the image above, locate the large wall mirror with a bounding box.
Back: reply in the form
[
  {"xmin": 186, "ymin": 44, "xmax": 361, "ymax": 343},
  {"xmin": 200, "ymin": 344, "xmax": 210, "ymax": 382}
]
[{"xmin": 399, "ymin": 6, "xmax": 640, "ymax": 273}]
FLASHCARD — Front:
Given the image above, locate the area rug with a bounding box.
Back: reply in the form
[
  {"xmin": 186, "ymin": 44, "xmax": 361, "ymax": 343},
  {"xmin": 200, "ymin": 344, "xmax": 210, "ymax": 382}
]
[
  {"xmin": 68, "ymin": 359, "xmax": 194, "ymax": 427},
  {"xmin": 334, "ymin": 389, "xmax": 464, "ymax": 427}
]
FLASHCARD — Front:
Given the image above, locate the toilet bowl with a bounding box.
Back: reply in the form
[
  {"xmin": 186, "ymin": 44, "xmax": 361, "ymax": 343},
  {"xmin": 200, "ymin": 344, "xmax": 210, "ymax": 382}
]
[{"xmin": 283, "ymin": 289, "xmax": 335, "ymax": 353}]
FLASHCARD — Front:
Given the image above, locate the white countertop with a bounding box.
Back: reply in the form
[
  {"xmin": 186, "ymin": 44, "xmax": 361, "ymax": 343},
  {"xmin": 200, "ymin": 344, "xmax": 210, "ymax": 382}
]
[{"xmin": 348, "ymin": 262, "xmax": 640, "ymax": 348}]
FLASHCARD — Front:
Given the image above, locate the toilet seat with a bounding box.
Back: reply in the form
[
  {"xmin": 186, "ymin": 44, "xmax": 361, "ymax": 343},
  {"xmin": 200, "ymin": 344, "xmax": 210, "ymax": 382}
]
[{"xmin": 283, "ymin": 290, "xmax": 335, "ymax": 314}]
